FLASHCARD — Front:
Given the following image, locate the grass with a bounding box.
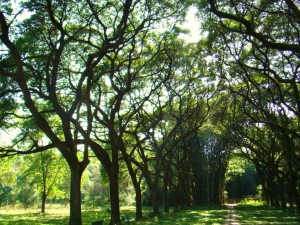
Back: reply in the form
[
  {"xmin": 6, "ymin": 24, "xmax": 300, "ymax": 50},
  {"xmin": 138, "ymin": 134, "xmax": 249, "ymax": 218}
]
[
  {"xmin": 234, "ymin": 199, "xmax": 300, "ymax": 224},
  {"xmin": 0, "ymin": 205, "xmax": 227, "ymax": 225},
  {"xmin": 0, "ymin": 206, "xmax": 111, "ymax": 225},
  {"xmin": 0, "ymin": 208, "xmax": 70, "ymax": 225},
  {"xmin": 0, "ymin": 204, "xmax": 299, "ymax": 224},
  {"xmin": 235, "ymin": 205, "xmax": 300, "ymax": 225},
  {"xmin": 136, "ymin": 206, "xmax": 228, "ymax": 225}
]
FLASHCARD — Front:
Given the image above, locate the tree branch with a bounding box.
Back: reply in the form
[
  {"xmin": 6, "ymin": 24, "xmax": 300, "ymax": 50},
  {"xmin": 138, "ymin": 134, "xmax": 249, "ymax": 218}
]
[{"xmin": 208, "ymin": 0, "xmax": 300, "ymax": 53}]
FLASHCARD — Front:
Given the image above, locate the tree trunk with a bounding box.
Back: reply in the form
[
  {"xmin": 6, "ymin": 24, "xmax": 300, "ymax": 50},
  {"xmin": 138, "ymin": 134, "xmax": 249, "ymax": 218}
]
[
  {"xmin": 217, "ymin": 175, "xmax": 225, "ymax": 205},
  {"xmin": 150, "ymin": 185, "xmax": 159, "ymax": 215},
  {"xmin": 108, "ymin": 160, "xmax": 121, "ymax": 225},
  {"xmin": 150, "ymin": 173, "xmax": 160, "ymax": 215},
  {"xmin": 290, "ymin": 175, "xmax": 300, "ymax": 213},
  {"xmin": 271, "ymin": 180, "xmax": 280, "ymax": 209},
  {"xmin": 135, "ymin": 184, "xmax": 143, "ymax": 220},
  {"xmin": 69, "ymin": 164, "xmax": 84, "ymax": 225},
  {"xmin": 144, "ymin": 169, "xmax": 159, "ymax": 215},
  {"xmin": 41, "ymin": 192, "xmax": 47, "ymax": 213},
  {"xmin": 125, "ymin": 162, "xmax": 143, "ymax": 220},
  {"xmin": 121, "ymin": 149, "xmax": 143, "ymax": 220},
  {"xmin": 163, "ymin": 183, "xmax": 169, "ymax": 213},
  {"xmin": 288, "ymin": 187, "xmax": 294, "ymax": 210},
  {"xmin": 262, "ymin": 182, "xmax": 270, "ymax": 206},
  {"xmin": 278, "ymin": 178, "xmax": 286, "ymax": 209},
  {"xmin": 163, "ymin": 165, "xmax": 170, "ymax": 213}
]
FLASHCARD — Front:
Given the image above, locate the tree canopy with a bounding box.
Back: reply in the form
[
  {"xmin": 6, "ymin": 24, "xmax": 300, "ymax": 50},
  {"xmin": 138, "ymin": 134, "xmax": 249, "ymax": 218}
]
[{"xmin": 1, "ymin": 0, "xmax": 300, "ymax": 224}]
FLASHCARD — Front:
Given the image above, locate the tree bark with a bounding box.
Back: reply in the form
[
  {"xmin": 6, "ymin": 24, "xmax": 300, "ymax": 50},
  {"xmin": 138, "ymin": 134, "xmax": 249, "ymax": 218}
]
[
  {"xmin": 163, "ymin": 179, "xmax": 169, "ymax": 213},
  {"xmin": 150, "ymin": 185, "xmax": 159, "ymax": 215},
  {"xmin": 41, "ymin": 192, "xmax": 47, "ymax": 213},
  {"xmin": 143, "ymin": 166, "xmax": 159, "ymax": 215},
  {"xmin": 108, "ymin": 158, "xmax": 121, "ymax": 225},
  {"xmin": 163, "ymin": 160, "xmax": 171, "ymax": 213},
  {"xmin": 69, "ymin": 164, "xmax": 84, "ymax": 225},
  {"xmin": 121, "ymin": 147, "xmax": 143, "ymax": 220},
  {"xmin": 290, "ymin": 174, "xmax": 300, "ymax": 213},
  {"xmin": 125, "ymin": 162, "xmax": 143, "ymax": 220},
  {"xmin": 135, "ymin": 183, "xmax": 143, "ymax": 220}
]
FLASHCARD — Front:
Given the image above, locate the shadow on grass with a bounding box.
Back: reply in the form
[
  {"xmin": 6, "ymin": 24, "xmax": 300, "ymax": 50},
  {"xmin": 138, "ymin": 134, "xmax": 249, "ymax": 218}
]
[
  {"xmin": 136, "ymin": 206, "xmax": 228, "ymax": 225},
  {"xmin": 236, "ymin": 205, "xmax": 300, "ymax": 225}
]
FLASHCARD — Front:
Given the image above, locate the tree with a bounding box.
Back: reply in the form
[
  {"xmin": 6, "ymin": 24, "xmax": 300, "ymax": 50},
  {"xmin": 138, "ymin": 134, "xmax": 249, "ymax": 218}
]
[
  {"xmin": 122, "ymin": 39, "xmax": 217, "ymax": 214},
  {"xmin": 225, "ymin": 156, "xmax": 258, "ymax": 200},
  {"xmin": 0, "ymin": 1, "xmax": 188, "ymax": 224},
  {"xmin": 0, "ymin": 157, "xmax": 17, "ymax": 208},
  {"xmin": 1, "ymin": 1, "xmax": 91, "ymax": 223},
  {"xmin": 189, "ymin": 127, "xmax": 233, "ymax": 205},
  {"xmin": 202, "ymin": 0, "xmax": 300, "ymax": 138},
  {"xmin": 82, "ymin": 161, "xmax": 103, "ymax": 210},
  {"xmin": 21, "ymin": 151, "xmax": 67, "ymax": 213},
  {"xmin": 195, "ymin": 0, "xmax": 300, "ymax": 212}
]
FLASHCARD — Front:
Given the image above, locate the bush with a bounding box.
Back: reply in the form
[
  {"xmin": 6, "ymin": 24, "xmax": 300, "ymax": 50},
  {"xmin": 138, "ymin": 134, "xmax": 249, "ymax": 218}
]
[{"xmin": 238, "ymin": 197, "xmax": 266, "ymax": 206}]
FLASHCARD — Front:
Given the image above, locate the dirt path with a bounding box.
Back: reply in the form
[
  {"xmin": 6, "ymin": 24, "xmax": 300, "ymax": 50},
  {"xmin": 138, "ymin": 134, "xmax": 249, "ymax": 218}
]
[{"xmin": 224, "ymin": 204, "xmax": 239, "ymax": 225}]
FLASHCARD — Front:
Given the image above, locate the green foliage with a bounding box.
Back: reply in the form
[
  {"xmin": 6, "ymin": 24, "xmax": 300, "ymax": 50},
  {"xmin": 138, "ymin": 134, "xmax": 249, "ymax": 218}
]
[
  {"xmin": 0, "ymin": 184, "xmax": 13, "ymax": 207},
  {"xmin": 200, "ymin": 0, "xmax": 300, "ymax": 211},
  {"xmin": 118, "ymin": 165, "xmax": 135, "ymax": 206},
  {"xmin": 0, "ymin": 153, "xmax": 69, "ymax": 209},
  {"xmin": 225, "ymin": 156, "xmax": 258, "ymax": 199},
  {"xmin": 256, "ymin": 184, "xmax": 263, "ymax": 201},
  {"xmin": 238, "ymin": 198, "xmax": 265, "ymax": 207},
  {"xmin": 1, "ymin": 0, "xmax": 299, "ymax": 223},
  {"xmin": 225, "ymin": 156, "xmax": 247, "ymax": 180},
  {"xmin": 82, "ymin": 162, "xmax": 108, "ymax": 207},
  {"xmin": 16, "ymin": 185, "xmax": 38, "ymax": 208}
]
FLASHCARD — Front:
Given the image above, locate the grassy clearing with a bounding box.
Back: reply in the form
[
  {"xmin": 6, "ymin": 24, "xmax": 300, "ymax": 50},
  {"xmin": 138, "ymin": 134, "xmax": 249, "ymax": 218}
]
[
  {"xmin": 0, "ymin": 208, "xmax": 70, "ymax": 225},
  {"xmin": 0, "ymin": 206, "xmax": 113, "ymax": 225},
  {"xmin": 0, "ymin": 204, "xmax": 299, "ymax": 224},
  {"xmin": 0, "ymin": 206, "xmax": 227, "ymax": 225}
]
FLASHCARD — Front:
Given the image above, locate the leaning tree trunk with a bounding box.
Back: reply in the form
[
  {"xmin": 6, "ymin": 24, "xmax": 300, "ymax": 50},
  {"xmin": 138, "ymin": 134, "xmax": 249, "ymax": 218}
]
[
  {"xmin": 121, "ymin": 148, "xmax": 143, "ymax": 220},
  {"xmin": 125, "ymin": 163, "xmax": 143, "ymax": 220},
  {"xmin": 130, "ymin": 173, "xmax": 143, "ymax": 220}
]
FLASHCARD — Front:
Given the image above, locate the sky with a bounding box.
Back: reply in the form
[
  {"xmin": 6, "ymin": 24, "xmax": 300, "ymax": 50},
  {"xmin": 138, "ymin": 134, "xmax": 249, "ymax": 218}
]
[
  {"xmin": 10, "ymin": 1, "xmax": 201, "ymax": 42},
  {"xmin": 179, "ymin": 6, "xmax": 201, "ymax": 43}
]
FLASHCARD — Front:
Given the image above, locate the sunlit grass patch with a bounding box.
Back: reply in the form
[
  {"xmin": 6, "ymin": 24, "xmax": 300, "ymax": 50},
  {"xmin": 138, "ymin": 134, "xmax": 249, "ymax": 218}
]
[
  {"xmin": 0, "ymin": 208, "xmax": 69, "ymax": 225},
  {"xmin": 236, "ymin": 205, "xmax": 300, "ymax": 225}
]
